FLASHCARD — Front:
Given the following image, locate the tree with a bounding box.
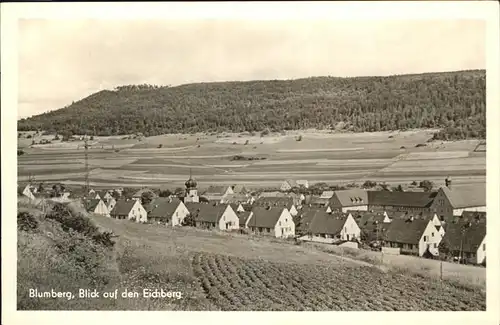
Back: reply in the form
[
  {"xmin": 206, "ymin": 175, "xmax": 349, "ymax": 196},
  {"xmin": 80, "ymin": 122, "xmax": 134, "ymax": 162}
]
[
  {"xmin": 159, "ymin": 189, "xmax": 172, "ymax": 197},
  {"xmin": 419, "ymin": 180, "xmax": 434, "ymax": 192},
  {"xmin": 17, "ymin": 149, "xmax": 25, "ymax": 156},
  {"xmin": 393, "ymin": 184, "xmax": 404, "ymax": 192},
  {"xmin": 438, "ymin": 239, "xmax": 450, "ymax": 259},
  {"xmin": 182, "ymin": 213, "xmax": 196, "ymax": 227},
  {"xmin": 141, "ymin": 191, "xmax": 154, "ymax": 206},
  {"xmin": 411, "ymin": 181, "xmax": 418, "ymax": 186},
  {"xmin": 51, "ymin": 183, "xmax": 66, "ymax": 197},
  {"xmin": 174, "ymin": 187, "xmax": 185, "ymax": 197},
  {"xmin": 121, "ymin": 187, "xmax": 136, "ymax": 199},
  {"xmin": 37, "ymin": 182, "xmax": 45, "ymax": 193},
  {"xmin": 362, "ymin": 180, "xmax": 377, "ymax": 189}
]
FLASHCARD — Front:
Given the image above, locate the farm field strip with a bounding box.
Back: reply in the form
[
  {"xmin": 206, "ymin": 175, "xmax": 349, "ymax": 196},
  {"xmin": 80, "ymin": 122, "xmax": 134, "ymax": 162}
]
[
  {"xmin": 276, "ymin": 148, "xmax": 365, "ymax": 153},
  {"xmin": 190, "ymin": 252, "xmax": 485, "ymax": 311}
]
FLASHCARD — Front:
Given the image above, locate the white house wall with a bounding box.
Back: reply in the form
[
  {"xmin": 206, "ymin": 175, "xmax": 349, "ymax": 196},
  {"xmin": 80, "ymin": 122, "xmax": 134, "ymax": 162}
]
[
  {"xmin": 129, "ymin": 201, "xmax": 148, "ymax": 223},
  {"xmin": 475, "ymin": 235, "xmax": 486, "ymax": 264},
  {"xmin": 95, "ymin": 200, "xmax": 110, "ymax": 217},
  {"xmin": 171, "ymin": 202, "xmax": 190, "ymax": 227},
  {"xmin": 274, "ymin": 209, "xmax": 295, "ymax": 238},
  {"xmin": 453, "ymin": 206, "xmax": 487, "ymax": 216},
  {"xmin": 341, "ymin": 205, "xmax": 368, "ymax": 213},
  {"xmin": 418, "ymin": 221, "xmax": 442, "ymax": 256},
  {"xmin": 339, "ymin": 214, "xmax": 361, "ymax": 241},
  {"xmin": 217, "ymin": 206, "xmax": 240, "ymax": 231}
]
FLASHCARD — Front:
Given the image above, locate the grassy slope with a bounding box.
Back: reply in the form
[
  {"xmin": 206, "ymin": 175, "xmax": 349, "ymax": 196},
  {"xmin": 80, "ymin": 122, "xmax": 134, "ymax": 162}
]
[{"xmin": 17, "ymin": 198, "xmax": 486, "ymax": 311}]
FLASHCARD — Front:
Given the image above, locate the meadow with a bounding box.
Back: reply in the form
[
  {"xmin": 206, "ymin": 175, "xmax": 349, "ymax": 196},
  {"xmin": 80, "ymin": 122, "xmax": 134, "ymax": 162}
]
[
  {"xmin": 18, "ymin": 130, "xmax": 485, "ymax": 190},
  {"xmin": 93, "ymin": 213, "xmax": 485, "ymax": 311}
]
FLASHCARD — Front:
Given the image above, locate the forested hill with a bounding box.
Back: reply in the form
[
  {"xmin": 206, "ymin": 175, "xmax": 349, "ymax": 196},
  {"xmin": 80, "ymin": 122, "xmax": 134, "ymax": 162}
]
[{"xmin": 18, "ymin": 70, "xmax": 486, "ymax": 140}]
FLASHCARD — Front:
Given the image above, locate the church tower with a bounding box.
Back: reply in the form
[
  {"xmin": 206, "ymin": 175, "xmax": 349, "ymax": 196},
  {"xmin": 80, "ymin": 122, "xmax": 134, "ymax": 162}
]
[{"xmin": 184, "ymin": 169, "xmax": 199, "ymax": 203}]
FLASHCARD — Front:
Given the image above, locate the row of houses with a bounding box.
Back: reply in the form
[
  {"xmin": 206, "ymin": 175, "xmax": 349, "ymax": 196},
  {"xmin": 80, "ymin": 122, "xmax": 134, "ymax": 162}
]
[
  {"xmin": 309, "ymin": 178, "xmax": 486, "ymax": 219},
  {"xmin": 83, "ymin": 188, "xmax": 486, "ymax": 265}
]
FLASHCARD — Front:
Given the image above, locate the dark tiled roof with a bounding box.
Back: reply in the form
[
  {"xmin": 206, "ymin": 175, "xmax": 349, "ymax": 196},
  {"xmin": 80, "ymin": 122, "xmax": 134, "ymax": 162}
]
[
  {"xmin": 442, "ymin": 220, "xmax": 486, "ymax": 253},
  {"xmin": 308, "ymin": 212, "xmax": 349, "ymax": 236},
  {"xmin": 295, "ymin": 208, "xmax": 324, "ymax": 233},
  {"xmin": 237, "ymin": 211, "xmax": 252, "ymax": 227},
  {"xmin": 368, "ymin": 191, "xmax": 437, "ymax": 208},
  {"xmin": 248, "ymin": 207, "xmax": 287, "ymax": 229},
  {"xmin": 349, "ymin": 211, "xmax": 388, "ymax": 232},
  {"xmin": 389, "ymin": 211, "xmax": 437, "ymax": 221},
  {"xmin": 383, "ymin": 218, "xmax": 430, "ymax": 244},
  {"xmin": 254, "ymin": 197, "xmax": 294, "ymax": 208},
  {"xmin": 149, "ymin": 198, "xmax": 182, "ymax": 219},
  {"xmin": 441, "ymin": 185, "xmax": 486, "ymax": 209},
  {"xmin": 185, "ymin": 202, "xmax": 229, "ymax": 223},
  {"xmin": 203, "ymin": 186, "xmax": 230, "ymax": 195},
  {"xmin": 111, "ymin": 200, "xmax": 137, "ymax": 216},
  {"xmin": 331, "ymin": 189, "xmax": 369, "ymax": 207},
  {"xmin": 229, "ymin": 203, "xmax": 243, "ymax": 212},
  {"xmin": 224, "ymin": 194, "xmax": 251, "ymax": 204}
]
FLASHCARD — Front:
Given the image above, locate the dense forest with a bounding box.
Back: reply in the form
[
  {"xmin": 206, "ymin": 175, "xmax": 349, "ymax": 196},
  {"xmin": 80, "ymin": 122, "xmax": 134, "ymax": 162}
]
[{"xmin": 18, "ymin": 70, "xmax": 486, "ymax": 140}]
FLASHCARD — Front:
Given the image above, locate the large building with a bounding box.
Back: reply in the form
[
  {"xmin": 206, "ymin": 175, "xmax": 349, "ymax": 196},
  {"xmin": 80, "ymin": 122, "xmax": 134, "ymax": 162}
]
[{"xmin": 429, "ymin": 178, "xmax": 486, "ymax": 218}]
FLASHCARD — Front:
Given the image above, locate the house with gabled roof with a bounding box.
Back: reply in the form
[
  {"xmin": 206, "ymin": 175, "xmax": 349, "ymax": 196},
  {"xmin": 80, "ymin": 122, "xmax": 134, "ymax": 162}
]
[
  {"xmin": 185, "ymin": 203, "xmax": 239, "ymax": 231},
  {"xmin": 382, "ymin": 217, "xmax": 441, "ymax": 257},
  {"xmin": 92, "ymin": 190, "xmax": 113, "ymax": 202},
  {"xmin": 111, "ymin": 199, "xmax": 147, "ymax": 223},
  {"xmin": 329, "ymin": 189, "xmax": 369, "ymax": 213},
  {"xmin": 221, "ymin": 193, "xmax": 254, "ymax": 205},
  {"xmin": 430, "ymin": 180, "xmax": 486, "ymax": 218},
  {"xmin": 232, "ymin": 184, "xmax": 249, "ymax": 195},
  {"xmin": 388, "ymin": 211, "xmax": 445, "ymax": 238},
  {"xmin": 253, "ymin": 197, "xmax": 298, "ymax": 216},
  {"xmin": 148, "ymin": 198, "xmax": 189, "ymax": 226},
  {"xmin": 440, "ymin": 219, "xmax": 486, "ymax": 265},
  {"xmin": 18, "ymin": 184, "xmax": 36, "ymax": 200},
  {"xmin": 349, "ymin": 210, "xmax": 391, "ymax": 243},
  {"xmin": 202, "ymin": 185, "xmax": 234, "ymax": 202},
  {"xmin": 85, "ymin": 198, "xmax": 110, "ymax": 217},
  {"xmin": 294, "ymin": 207, "xmax": 325, "ymax": 236},
  {"xmin": 300, "ymin": 211, "xmax": 361, "ymax": 243},
  {"xmin": 247, "ymin": 207, "xmax": 295, "ymax": 238},
  {"xmin": 368, "ymin": 191, "xmax": 437, "ymax": 213},
  {"xmin": 280, "ymin": 179, "xmax": 309, "ymax": 191},
  {"xmin": 309, "ymin": 195, "xmax": 331, "ymax": 207}
]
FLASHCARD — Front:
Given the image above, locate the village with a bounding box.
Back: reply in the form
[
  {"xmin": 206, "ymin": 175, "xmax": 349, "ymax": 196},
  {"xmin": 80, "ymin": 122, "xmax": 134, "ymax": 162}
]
[{"xmin": 18, "ymin": 174, "xmax": 487, "ymax": 267}]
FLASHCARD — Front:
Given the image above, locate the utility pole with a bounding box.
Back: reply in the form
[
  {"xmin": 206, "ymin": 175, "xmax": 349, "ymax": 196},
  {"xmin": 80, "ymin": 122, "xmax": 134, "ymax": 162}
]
[{"xmin": 84, "ymin": 133, "xmax": 90, "ymax": 195}]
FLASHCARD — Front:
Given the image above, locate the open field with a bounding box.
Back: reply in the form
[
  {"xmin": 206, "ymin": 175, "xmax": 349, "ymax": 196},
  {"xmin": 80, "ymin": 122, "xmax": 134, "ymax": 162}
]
[
  {"xmin": 87, "ymin": 214, "xmax": 485, "ymax": 311},
  {"xmin": 18, "ymin": 130, "xmax": 486, "ymax": 190}
]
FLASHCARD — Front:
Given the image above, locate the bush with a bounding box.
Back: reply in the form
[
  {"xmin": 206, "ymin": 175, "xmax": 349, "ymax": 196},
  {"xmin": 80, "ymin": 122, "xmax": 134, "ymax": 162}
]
[
  {"xmin": 419, "ymin": 180, "xmax": 434, "ymax": 192},
  {"xmin": 158, "ymin": 144, "xmax": 163, "ymax": 148},
  {"xmin": 17, "ymin": 149, "xmax": 25, "ymax": 156},
  {"xmin": 17, "ymin": 212, "xmax": 39, "ymax": 232},
  {"xmin": 362, "ymin": 180, "xmax": 377, "ymax": 189}
]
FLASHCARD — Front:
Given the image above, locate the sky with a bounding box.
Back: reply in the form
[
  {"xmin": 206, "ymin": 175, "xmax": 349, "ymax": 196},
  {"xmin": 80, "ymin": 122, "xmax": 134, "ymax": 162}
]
[{"xmin": 18, "ymin": 19, "xmax": 485, "ymax": 119}]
